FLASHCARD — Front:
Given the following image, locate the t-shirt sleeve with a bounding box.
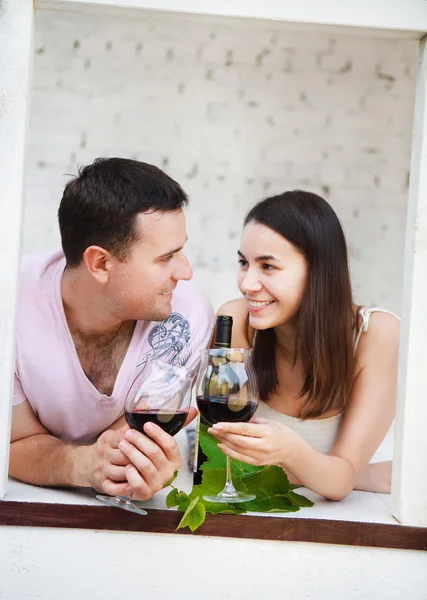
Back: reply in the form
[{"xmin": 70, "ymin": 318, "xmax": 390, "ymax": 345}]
[{"xmin": 13, "ymin": 372, "xmax": 27, "ymax": 406}]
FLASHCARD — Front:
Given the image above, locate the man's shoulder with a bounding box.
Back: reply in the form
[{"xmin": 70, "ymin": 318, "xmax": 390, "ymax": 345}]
[
  {"xmin": 17, "ymin": 250, "xmax": 64, "ymax": 314},
  {"xmin": 19, "ymin": 250, "xmax": 64, "ymax": 284}
]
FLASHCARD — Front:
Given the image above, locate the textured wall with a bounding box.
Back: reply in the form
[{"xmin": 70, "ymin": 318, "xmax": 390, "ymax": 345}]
[{"xmin": 24, "ymin": 10, "xmax": 418, "ymax": 312}]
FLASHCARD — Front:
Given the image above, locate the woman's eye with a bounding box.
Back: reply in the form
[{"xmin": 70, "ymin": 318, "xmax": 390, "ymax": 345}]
[
  {"xmin": 262, "ymin": 263, "xmax": 275, "ymax": 271},
  {"xmin": 238, "ymin": 259, "xmax": 248, "ymax": 267}
]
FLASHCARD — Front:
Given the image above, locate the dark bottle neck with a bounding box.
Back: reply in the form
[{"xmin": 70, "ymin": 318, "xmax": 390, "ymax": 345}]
[{"xmin": 214, "ymin": 315, "xmax": 233, "ymax": 349}]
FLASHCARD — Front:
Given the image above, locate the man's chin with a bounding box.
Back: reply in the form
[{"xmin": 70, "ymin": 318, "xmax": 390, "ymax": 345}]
[{"xmin": 149, "ymin": 305, "xmax": 172, "ymax": 322}]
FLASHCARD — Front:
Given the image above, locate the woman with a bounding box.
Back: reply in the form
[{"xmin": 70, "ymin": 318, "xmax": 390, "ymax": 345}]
[{"xmin": 209, "ymin": 190, "xmax": 399, "ymax": 500}]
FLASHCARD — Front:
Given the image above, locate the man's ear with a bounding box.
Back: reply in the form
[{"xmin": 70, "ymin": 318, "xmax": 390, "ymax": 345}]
[{"xmin": 82, "ymin": 246, "xmax": 113, "ymax": 284}]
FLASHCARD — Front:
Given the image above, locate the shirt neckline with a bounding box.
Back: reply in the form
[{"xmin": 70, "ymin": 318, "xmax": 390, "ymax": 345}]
[{"xmin": 52, "ymin": 255, "xmax": 144, "ymax": 402}]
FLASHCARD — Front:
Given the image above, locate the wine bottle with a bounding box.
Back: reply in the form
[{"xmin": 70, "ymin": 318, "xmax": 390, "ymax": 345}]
[{"xmin": 193, "ymin": 315, "xmax": 234, "ymax": 485}]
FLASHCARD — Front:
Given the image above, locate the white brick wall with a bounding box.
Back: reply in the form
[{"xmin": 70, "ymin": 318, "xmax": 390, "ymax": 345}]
[{"xmin": 24, "ymin": 9, "xmax": 418, "ymax": 312}]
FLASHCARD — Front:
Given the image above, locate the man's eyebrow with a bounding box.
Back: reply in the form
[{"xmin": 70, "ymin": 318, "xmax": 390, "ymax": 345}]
[
  {"xmin": 237, "ymin": 250, "xmax": 282, "ymax": 262},
  {"xmin": 156, "ymin": 237, "xmax": 188, "ymax": 260}
]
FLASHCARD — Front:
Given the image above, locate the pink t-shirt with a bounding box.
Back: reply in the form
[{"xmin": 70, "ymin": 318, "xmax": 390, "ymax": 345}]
[{"xmin": 13, "ymin": 251, "xmax": 214, "ymax": 443}]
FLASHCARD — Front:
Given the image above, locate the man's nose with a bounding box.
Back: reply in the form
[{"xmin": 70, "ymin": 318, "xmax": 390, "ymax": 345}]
[{"xmin": 173, "ymin": 253, "xmax": 193, "ymax": 281}]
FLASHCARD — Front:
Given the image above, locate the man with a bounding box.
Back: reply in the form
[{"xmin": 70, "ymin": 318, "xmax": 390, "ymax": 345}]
[{"xmin": 10, "ymin": 157, "xmax": 214, "ymax": 501}]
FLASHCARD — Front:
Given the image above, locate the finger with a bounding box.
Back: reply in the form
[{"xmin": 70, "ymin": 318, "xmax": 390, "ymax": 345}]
[
  {"xmin": 217, "ymin": 443, "xmax": 261, "ymax": 466},
  {"xmin": 119, "ymin": 436, "xmax": 168, "ymax": 475},
  {"xmin": 182, "ymin": 406, "xmax": 197, "ymax": 428},
  {"xmin": 125, "ymin": 464, "xmax": 162, "ymax": 501},
  {"xmin": 101, "ymin": 479, "xmax": 130, "ymax": 497},
  {"xmin": 140, "ymin": 423, "xmax": 181, "ymax": 464},
  {"xmin": 210, "ymin": 421, "xmax": 266, "ymax": 438},
  {"xmin": 104, "ymin": 464, "xmax": 128, "ymax": 482},
  {"xmin": 107, "ymin": 447, "xmax": 130, "ymax": 466},
  {"xmin": 208, "ymin": 428, "xmax": 263, "ymax": 450},
  {"xmin": 249, "ymin": 417, "xmax": 270, "ymax": 425}
]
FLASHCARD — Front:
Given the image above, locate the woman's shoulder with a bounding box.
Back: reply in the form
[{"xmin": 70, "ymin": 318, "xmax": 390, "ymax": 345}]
[
  {"xmin": 355, "ymin": 307, "xmax": 400, "ymax": 363},
  {"xmin": 217, "ymin": 298, "xmax": 253, "ymax": 348}
]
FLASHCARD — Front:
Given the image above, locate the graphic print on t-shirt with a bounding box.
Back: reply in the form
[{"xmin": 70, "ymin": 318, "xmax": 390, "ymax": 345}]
[{"xmin": 137, "ymin": 312, "xmax": 191, "ymax": 369}]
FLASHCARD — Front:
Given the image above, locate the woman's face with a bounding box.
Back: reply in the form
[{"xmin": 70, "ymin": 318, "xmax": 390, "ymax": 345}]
[{"xmin": 237, "ymin": 221, "xmax": 308, "ymax": 330}]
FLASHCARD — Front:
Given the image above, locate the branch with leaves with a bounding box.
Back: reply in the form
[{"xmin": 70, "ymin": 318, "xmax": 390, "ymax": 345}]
[{"xmin": 166, "ymin": 424, "xmax": 313, "ymax": 532}]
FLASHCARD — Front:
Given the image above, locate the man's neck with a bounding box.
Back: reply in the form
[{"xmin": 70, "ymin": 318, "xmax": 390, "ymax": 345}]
[{"xmin": 61, "ymin": 265, "xmax": 124, "ymax": 340}]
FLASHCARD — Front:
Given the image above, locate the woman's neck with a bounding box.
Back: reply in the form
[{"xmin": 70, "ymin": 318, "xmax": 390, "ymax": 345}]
[{"xmin": 274, "ymin": 321, "xmax": 298, "ymax": 362}]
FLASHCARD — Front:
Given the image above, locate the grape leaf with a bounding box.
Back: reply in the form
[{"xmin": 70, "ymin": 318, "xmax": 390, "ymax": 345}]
[
  {"xmin": 177, "ymin": 496, "xmax": 206, "ymax": 532},
  {"xmin": 287, "ymin": 490, "xmax": 314, "ymax": 508},
  {"xmin": 166, "ymin": 488, "xmax": 189, "ymax": 508},
  {"xmin": 163, "ymin": 470, "xmax": 179, "ymax": 488},
  {"xmin": 199, "ymin": 425, "xmax": 263, "ymax": 478},
  {"xmin": 191, "ymin": 468, "xmax": 247, "ymax": 516},
  {"xmin": 242, "ymin": 465, "xmax": 291, "ymax": 499},
  {"xmin": 169, "ymin": 427, "xmax": 314, "ymax": 532},
  {"xmin": 231, "ymin": 460, "xmax": 264, "ymax": 479},
  {"xmin": 199, "ymin": 426, "xmax": 226, "ymax": 471}
]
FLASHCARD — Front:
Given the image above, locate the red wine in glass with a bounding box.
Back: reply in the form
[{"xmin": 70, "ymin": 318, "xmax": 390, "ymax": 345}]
[
  {"xmin": 125, "ymin": 409, "xmax": 188, "ymax": 437},
  {"xmin": 196, "ymin": 395, "xmax": 257, "ymax": 426}
]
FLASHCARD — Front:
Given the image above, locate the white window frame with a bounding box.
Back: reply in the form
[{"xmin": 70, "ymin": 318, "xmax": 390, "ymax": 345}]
[{"xmin": 1, "ymin": 0, "xmax": 427, "ymax": 527}]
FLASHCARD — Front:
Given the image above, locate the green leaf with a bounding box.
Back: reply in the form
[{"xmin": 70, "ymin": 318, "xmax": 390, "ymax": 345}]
[
  {"xmin": 242, "ymin": 466, "xmax": 291, "ymax": 499},
  {"xmin": 168, "ymin": 426, "xmax": 313, "ymax": 533},
  {"xmin": 177, "ymin": 496, "xmax": 206, "ymax": 532},
  {"xmin": 231, "ymin": 460, "xmax": 264, "ymax": 479},
  {"xmin": 166, "ymin": 488, "xmax": 189, "ymax": 508},
  {"xmin": 163, "ymin": 470, "xmax": 179, "ymax": 488},
  {"xmin": 199, "ymin": 426, "xmax": 226, "ymax": 471},
  {"xmin": 287, "ymin": 490, "xmax": 314, "ymax": 507},
  {"xmin": 198, "ymin": 426, "xmax": 263, "ymax": 478},
  {"xmin": 191, "ymin": 468, "xmax": 249, "ymax": 499},
  {"xmin": 203, "ymin": 502, "xmax": 246, "ymax": 516}
]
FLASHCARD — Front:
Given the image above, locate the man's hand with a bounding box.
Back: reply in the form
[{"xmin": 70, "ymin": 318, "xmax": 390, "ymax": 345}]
[
  {"xmin": 118, "ymin": 407, "xmax": 197, "ymax": 500},
  {"xmin": 78, "ymin": 426, "xmax": 131, "ymax": 496}
]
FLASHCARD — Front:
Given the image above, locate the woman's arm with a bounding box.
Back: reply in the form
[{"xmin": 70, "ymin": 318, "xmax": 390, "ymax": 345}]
[{"xmin": 210, "ymin": 312, "xmax": 399, "ymax": 500}]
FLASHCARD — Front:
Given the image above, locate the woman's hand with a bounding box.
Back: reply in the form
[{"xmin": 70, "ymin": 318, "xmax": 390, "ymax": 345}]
[{"xmin": 208, "ymin": 418, "xmax": 299, "ymax": 468}]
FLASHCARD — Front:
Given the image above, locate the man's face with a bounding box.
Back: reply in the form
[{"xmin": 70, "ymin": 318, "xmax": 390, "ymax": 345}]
[{"xmin": 108, "ymin": 209, "xmax": 192, "ymax": 322}]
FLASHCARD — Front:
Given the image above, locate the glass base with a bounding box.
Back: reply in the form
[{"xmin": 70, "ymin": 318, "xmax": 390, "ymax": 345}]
[
  {"xmin": 96, "ymin": 494, "xmax": 148, "ymax": 515},
  {"xmin": 203, "ymin": 492, "xmax": 256, "ymax": 504}
]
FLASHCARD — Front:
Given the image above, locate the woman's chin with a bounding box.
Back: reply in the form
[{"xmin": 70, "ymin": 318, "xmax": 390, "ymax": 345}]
[{"xmin": 248, "ymin": 313, "xmax": 276, "ymax": 330}]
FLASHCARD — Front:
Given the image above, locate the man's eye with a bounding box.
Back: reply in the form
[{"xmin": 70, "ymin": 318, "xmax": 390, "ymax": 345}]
[{"xmin": 163, "ymin": 255, "xmax": 174, "ymax": 262}]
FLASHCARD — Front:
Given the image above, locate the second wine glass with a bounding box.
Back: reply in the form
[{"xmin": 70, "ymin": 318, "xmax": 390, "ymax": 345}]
[{"xmin": 195, "ymin": 348, "xmax": 258, "ymax": 503}]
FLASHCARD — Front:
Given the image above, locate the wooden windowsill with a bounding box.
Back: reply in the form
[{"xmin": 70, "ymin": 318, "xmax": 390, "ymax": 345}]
[{"xmin": 1, "ymin": 476, "xmax": 426, "ymax": 551}]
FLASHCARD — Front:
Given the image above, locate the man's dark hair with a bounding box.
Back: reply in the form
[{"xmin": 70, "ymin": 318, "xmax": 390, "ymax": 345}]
[{"xmin": 58, "ymin": 157, "xmax": 188, "ymax": 267}]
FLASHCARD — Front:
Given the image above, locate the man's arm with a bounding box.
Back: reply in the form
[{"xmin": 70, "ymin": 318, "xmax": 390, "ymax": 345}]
[
  {"xmin": 10, "ymin": 399, "xmax": 190, "ymax": 500},
  {"xmin": 10, "ymin": 400, "xmax": 130, "ymax": 495}
]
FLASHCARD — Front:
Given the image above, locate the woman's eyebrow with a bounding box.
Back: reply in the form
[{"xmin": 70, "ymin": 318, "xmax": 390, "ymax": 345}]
[{"xmin": 238, "ymin": 250, "xmax": 282, "ymax": 262}]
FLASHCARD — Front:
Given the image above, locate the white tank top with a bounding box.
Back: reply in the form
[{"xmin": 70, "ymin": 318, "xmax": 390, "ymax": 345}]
[{"xmin": 254, "ymin": 307, "xmax": 399, "ymax": 463}]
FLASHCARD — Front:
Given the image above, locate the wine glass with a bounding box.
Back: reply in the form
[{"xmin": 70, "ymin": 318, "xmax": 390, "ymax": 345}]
[
  {"xmin": 195, "ymin": 348, "xmax": 258, "ymax": 503},
  {"xmin": 96, "ymin": 359, "xmax": 196, "ymax": 514}
]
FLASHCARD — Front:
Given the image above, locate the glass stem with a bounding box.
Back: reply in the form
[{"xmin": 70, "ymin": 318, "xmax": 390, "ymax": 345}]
[
  {"xmin": 225, "ymin": 455, "xmax": 232, "ymax": 486},
  {"xmin": 222, "ymin": 456, "xmax": 237, "ymax": 496}
]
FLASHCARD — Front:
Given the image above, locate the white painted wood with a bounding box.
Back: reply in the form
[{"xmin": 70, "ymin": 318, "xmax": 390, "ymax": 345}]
[
  {"xmin": 0, "ymin": 0, "xmax": 34, "ymax": 500},
  {"xmin": 391, "ymin": 35, "xmax": 427, "ymax": 527},
  {"xmin": 2, "ymin": 527, "xmax": 426, "ymax": 600},
  {"xmin": 5, "ymin": 475, "xmax": 399, "ymax": 527},
  {"xmin": 35, "ymin": 0, "xmax": 427, "ymax": 39}
]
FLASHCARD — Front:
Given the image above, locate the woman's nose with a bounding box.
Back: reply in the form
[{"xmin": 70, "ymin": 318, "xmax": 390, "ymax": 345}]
[{"xmin": 239, "ymin": 270, "xmax": 263, "ymax": 294}]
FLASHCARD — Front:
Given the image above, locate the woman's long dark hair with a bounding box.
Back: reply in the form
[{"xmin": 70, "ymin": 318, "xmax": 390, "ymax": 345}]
[{"xmin": 246, "ymin": 191, "xmax": 355, "ymax": 418}]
